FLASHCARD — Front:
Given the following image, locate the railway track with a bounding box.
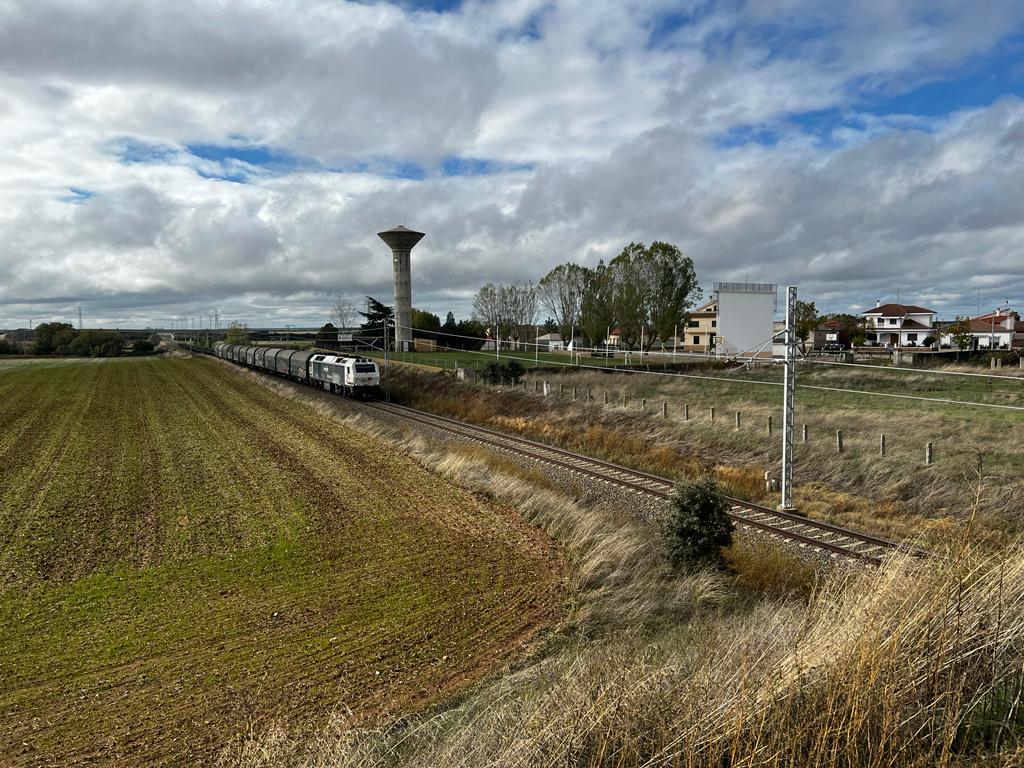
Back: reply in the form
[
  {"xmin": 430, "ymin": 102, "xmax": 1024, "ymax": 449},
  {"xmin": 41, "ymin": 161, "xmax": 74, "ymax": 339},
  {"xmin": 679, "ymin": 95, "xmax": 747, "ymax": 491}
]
[{"xmin": 361, "ymin": 400, "xmax": 921, "ymax": 565}]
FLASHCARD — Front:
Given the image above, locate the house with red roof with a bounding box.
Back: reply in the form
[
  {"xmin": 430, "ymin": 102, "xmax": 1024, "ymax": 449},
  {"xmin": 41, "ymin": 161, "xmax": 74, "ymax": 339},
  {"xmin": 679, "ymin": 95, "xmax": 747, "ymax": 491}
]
[
  {"xmin": 939, "ymin": 308, "xmax": 1022, "ymax": 350},
  {"xmin": 860, "ymin": 302, "xmax": 936, "ymax": 347}
]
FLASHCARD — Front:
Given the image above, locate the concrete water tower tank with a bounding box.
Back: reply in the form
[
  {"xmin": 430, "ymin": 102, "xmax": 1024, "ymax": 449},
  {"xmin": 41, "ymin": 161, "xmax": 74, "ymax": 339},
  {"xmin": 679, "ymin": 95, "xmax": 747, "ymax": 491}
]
[{"xmin": 377, "ymin": 225, "xmax": 425, "ymax": 352}]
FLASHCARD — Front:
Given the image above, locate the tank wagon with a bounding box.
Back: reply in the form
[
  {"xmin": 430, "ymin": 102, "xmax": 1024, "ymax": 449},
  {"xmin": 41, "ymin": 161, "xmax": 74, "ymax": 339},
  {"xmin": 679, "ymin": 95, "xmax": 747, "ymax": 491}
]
[{"xmin": 204, "ymin": 343, "xmax": 381, "ymax": 398}]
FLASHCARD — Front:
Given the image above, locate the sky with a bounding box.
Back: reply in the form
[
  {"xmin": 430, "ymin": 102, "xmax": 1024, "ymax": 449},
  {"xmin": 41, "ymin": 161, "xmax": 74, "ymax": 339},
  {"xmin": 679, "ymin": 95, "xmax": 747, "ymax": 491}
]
[{"xmin": 1, "ymin": 0, "xmax": 1024, "ymax": 329}]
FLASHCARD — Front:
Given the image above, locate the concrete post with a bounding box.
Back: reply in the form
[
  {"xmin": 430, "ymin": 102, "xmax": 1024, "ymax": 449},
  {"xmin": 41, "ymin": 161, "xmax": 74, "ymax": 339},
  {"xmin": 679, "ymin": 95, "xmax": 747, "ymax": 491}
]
[
  {"xmin": 767, "ymin": 415, "xmax": 773, "ymax": 435},
  {"xmin": 710, "ymin": 407, "xmax": 715, "ymax": 423},
  {"xmin": 641, "ymin": 398, "xmax": 646, "ymax": 410},
  {"xmin": 836, "ymin": 429, "xmax": 843, "ymax": 453},
  {"xmin": 802, "ymin": 424, "xmax": 808, "ymax": 443},
  {"xmin": 662, "ymin": 402, "xmax": 668, "ymax": 417},
  {"xmin": 572, "ymin": 386, "xmax": 577, "ymax": 400},
  {"xmin": 926, "ymin": 441, "xmax": 933, "ymax": 465},
  {"xmin": 603, "ymin": 391, "xmax": 608, "ymax": 405},
  {"xmin": 621, "ymin": 393, "xmax": 626, "ymax": 407},
  {"xmin": 683, "ymin": 403, "xmax": 689, "ymax": 421},
  {"xmin": 734, "ymin": 410, "xmax": 741, "ymax": 430},
  {"xmin": 880, "ymin": 433, "xmax": 886, "ymax": 456}
]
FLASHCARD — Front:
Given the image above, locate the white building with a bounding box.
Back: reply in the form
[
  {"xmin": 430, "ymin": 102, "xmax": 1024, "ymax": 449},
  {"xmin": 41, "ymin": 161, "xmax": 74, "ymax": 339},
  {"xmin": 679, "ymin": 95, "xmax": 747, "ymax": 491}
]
[
  {"xmin": 536, "ymin": 332, "xmax": 565, "ymax": 351},
  {"xmin": 714, "ymin": 282, "xmax": 777, "ymax": 357},
  {"xmin": 861, "ymin": 303, "xmax": 936, "ymax": 347},
  {"xmin": 939, "ymin": 308, "xmax": 1022, "ymax": 350}
]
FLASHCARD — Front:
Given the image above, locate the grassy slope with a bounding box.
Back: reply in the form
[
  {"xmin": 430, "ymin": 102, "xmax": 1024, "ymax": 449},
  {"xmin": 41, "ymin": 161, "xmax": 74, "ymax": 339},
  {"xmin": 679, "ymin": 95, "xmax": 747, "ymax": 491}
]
[
  {"xmin": 0, "ymin": 357, "xmax": 564, "ymax": 766},
  {"xmin": 386, "ymin": 363, "xmax": 1024, "ymax": 546}
]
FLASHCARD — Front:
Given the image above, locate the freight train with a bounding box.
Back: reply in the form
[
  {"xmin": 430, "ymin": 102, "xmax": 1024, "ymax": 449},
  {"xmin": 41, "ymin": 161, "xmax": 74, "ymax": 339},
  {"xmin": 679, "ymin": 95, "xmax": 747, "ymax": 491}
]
[{"xmin": 200, "ymin": 341, "xmax": 382, "ymax": 398}]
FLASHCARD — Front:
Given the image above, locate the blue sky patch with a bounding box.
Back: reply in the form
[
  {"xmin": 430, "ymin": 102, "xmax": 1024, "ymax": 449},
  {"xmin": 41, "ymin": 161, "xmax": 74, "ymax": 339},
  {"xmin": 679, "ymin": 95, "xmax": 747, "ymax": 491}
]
[
  {"xmin": 713, "ymin": 124, "xmax": 779, "ymax": 149},
  {"xmin": 59, "ymin": 187, "xmax": 95, "ymax": 204}
]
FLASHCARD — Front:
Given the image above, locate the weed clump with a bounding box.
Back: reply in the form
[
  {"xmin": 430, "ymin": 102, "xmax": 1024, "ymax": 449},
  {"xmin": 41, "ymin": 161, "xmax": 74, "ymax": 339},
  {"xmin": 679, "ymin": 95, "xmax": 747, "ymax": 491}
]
[{"xmin": 663, "ymin": 477, "xmax": 734, "ymax": 569}]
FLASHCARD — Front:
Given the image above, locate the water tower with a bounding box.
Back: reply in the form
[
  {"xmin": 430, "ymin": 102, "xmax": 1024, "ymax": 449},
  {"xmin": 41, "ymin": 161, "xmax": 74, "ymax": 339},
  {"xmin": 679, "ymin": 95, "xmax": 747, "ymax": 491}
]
[{"xmin": 377, "ymin": 225, "xmax": 425, "ymax": 351}]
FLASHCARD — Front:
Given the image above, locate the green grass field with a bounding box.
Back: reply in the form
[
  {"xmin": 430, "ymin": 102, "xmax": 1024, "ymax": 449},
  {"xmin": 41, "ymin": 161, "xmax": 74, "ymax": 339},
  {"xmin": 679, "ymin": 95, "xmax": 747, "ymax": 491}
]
[{"xmin": 0, "ymin": 356, "xmax": 564, "ymax": 766}]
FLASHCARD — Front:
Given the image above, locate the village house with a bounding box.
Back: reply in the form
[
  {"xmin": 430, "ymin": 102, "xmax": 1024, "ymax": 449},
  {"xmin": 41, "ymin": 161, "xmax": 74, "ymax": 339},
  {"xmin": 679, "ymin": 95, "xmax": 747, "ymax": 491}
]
[
  {"xmin": 939, "ymin": 308, "xmax": 1023, "ymax": 350},
  {"xmin": 860, "ymin": 302, "xmax": 937, "ymax": 347}
]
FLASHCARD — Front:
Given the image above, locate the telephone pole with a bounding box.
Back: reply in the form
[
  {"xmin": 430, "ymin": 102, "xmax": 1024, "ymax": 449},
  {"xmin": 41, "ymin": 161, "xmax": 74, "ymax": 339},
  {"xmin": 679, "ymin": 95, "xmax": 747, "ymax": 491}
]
[
  {"xmin": 780, "ymin": 285, "xmax": 798, "ymax": 511},
  {"xmin": 78, "ymin": 306, "xmax": 83, "ymax": 330}
]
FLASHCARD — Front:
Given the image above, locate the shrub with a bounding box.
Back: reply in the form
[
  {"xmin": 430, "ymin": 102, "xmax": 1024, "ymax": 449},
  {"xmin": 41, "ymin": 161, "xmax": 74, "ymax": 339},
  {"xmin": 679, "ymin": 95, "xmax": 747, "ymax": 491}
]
[
  {"xmin": 663, "ymin": 477, "xmax": 733, "ymax": 569},
  {"xmin": 132, "ymin": 339, "xmax": 155, "ymax": 355},
  {"xmin": 480, "ymin": 360, "xmax": 525, "ymax": 385}
]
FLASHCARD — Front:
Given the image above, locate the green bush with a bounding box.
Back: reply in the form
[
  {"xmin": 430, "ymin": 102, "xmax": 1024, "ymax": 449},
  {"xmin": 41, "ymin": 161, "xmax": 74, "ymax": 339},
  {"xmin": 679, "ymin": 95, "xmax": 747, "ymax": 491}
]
[
  {"xmin": 663, "ymin": 477, "xmax": 733, "ymax": 569},
  {"xmin": 481, "ymin": 360, "xmax": 525, "ymax": 385}
]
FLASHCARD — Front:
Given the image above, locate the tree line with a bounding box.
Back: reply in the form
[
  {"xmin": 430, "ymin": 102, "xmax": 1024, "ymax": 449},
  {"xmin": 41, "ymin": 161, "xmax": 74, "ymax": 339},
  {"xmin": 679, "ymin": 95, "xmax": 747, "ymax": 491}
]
[
  {"xmin": 472, "ymin": 241, "xmax": 702, "ymax": 349},
  {"xmin": 30, "ymin": 322, "xmax": 156, "ymax": 357}
]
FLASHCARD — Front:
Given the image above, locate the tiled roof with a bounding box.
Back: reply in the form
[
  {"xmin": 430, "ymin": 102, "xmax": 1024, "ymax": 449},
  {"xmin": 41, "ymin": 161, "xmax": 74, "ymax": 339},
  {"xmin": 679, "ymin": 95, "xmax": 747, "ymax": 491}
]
[{"xmin": 862, "ymin": 303, "xmax": 935, "ymax": 316}]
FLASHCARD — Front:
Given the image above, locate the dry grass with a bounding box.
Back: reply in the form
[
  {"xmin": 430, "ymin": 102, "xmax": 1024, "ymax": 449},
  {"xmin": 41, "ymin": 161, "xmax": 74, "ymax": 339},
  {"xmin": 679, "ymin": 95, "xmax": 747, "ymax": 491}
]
[
  {"xmin": 383, "ymin": 365, "xmax": 1024, "ymax": 548},
  {"xmin": 222, "ymin": 367, "xmax": 1024, "ymax": 768}
]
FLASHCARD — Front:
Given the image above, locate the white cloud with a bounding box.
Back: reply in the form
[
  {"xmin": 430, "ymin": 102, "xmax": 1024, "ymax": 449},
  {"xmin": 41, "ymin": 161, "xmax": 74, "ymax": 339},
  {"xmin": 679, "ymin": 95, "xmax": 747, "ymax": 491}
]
[{"xmin": 0, "ymin": 0, "xmax": 1022, "ymax": 327}]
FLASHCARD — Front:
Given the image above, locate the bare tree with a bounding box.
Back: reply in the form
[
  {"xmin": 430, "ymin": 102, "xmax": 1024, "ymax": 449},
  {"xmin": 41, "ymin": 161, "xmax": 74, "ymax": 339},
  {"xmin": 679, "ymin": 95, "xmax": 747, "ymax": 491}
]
[
  {"xmin": 332, "ymin": 296, "xmax": 357, "ymax": 330},
  {"xmin": 505, "ymin": 283, "xmax": 537, "ymax": 346},
  {"xmin": 472, "ymin": 283, "xmax": 503, "ymax": 345},
  {"xmin": 538, "ymin": 264, "xmax": 587, "ymax": 343},
  {"xmin": 473, "ymin": 282, "xmax": 537, "ymax": 348}
]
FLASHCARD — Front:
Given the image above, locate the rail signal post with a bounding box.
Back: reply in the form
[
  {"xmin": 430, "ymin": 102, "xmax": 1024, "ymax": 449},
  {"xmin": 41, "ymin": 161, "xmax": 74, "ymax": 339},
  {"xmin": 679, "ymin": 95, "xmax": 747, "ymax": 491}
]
[{"xmin": 779, "ymin": 286, "xmax": 798, "ymax": 511}]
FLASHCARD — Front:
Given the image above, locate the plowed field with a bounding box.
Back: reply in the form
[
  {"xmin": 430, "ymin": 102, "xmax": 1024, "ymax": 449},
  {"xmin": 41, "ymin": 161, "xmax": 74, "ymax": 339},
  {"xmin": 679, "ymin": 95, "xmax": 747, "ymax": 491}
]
[{"xmin": 0, "ymin": 356, "xmax": 565, "ymax": 766}]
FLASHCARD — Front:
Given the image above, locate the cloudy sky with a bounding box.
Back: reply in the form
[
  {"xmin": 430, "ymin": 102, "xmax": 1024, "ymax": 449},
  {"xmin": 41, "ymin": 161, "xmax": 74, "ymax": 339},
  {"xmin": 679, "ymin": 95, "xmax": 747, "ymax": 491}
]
[{"xmin": 2, "ymin": 0, "xmax": 1023, "ymax": 329}]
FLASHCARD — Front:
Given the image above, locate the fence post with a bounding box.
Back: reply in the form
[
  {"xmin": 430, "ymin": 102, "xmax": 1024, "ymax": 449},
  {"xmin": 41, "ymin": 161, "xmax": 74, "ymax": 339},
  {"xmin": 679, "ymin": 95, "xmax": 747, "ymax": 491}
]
[
  {"xmin": 641, "ymin": 398, "xmax": 647, "ymax": 410},
  {"xmin": 926, "ymin": 442, "xmax": 933, "ymax": 465},
  {"xmin": 802, "ymin": 424, "xmax": 808, "ymax": 443},
  {"xmin": 976, "ymin": 452, "xmax": 984, "ymax": 475},
  {"xmin": 836, "ymin": 429, "xmax": 843, "ymax": 453},
  {"xmin": 710, "ymin": 407, "xmax": 715, "ymax": 423},
  {"xmin": 559, "ymin": 383, "xmax": 564, "ymax": 397},
  {"xmin": 621, "ymin": 393, "xmax": 627, "ymax": 408},
  {"xmin": 662, "ymin": 402, "xmax": 668, "ymax": 418},
  {"xmin": 573, "ymin": 386, "xmax": 577, "ymax": 401},
  {"xmin": 734, "ymin": 411, "xmax": 741, "ymax": 430},
  {"xmin": 879, "ymin": 433, "xmax": 886, "ymax": 456},
  {"xmin": 604, "ymin": 391, "xmax": 608, "ymax": 405},
  {"xmin": 767, "ymin": 415, "xmax": 773, "ymax": 435},
  {"xmin": 587, "ymin": 386, "xmax": 592, "ymax": 401},
  {"xmin": 683, "ymin": 403, "xmax": 689, "ymax": 421}
]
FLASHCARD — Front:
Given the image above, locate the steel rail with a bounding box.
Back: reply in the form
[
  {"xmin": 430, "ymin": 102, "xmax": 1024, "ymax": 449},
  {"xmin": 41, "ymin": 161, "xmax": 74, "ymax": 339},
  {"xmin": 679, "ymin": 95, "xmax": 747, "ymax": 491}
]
[{"xmin": 362, "ymin": 401, "xmax": 918, "ymax": 564}]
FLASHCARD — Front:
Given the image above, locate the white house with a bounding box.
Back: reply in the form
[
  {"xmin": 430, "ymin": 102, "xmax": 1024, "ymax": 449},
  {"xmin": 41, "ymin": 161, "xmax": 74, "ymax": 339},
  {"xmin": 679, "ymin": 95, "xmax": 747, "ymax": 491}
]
[
  {"xmin": 939, "ymin": 308, "xmax": 1022, "ymax": 350},
  {"xmin": 536, "ymin": 332, "xmax": 565, "ymax": 351},
  {"xmin": 861, "ymin": 303, "xmax": 936, "ymax": 347}
]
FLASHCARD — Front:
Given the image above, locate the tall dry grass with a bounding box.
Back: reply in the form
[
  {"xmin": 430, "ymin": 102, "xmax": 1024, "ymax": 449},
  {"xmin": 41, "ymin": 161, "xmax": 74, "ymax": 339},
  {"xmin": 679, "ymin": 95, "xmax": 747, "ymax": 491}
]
[{"xmin": 219, "ymin": 364, "xmax": 1024, "ymax": 768}]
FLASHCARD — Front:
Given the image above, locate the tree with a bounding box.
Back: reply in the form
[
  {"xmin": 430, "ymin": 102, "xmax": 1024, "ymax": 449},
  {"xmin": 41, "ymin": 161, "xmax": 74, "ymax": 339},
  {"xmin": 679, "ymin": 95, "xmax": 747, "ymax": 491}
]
[
  {"xmin": 332, "ymin": 297, "xmax": 357, "ymax": 330},
  {"xmin": 538, "ymin": 263, "xmax": 588, "ymax": 343},
  {"xmin": 472, "ymin": 283, "xmax": 537, "ymax": 348},
  {"xmin": 359, "ymin": 297, "xmax": 394, "ymax": 329},
  {"xmin": 505, "ymin": 282, "xmax": 537, "ymax": 345},
  {"xmin": 32, "ymin": 322, "xmax": 75, "ymax": 354},
  {"xmin": 225, "ymin": 322, "xmax": 249, "ymax": 345},
  {"xmin": 949, "ymin": 316, "xmax": 973, "ymax": 359},
  {"xmin": 317, "ymin": 322, "xmax": 338, "ymax": 341},
  {"xmin": 579, "ymin": 261, "xmax": 615, "ymax": 347},
  {"xmin": 607, "ymin": 242, "xmax": 701, "ymax": 349},
  {"xmin": 662, "ymin": 477, "xmax": 734, "ymax": 569},
  {"xmin": 795, "ymin": 300, "xmax": 819, "ymax": 352},
  {"xmin": 411, "ymin": 308, "xmax": 441, "ymax": 333},
  {"xmin": 147, "ymin": 332, "xmax": 162, "ymax": 347},
  {"xmin": 132, "ymin": 338, "xmax": 155, "ymax": 355}
]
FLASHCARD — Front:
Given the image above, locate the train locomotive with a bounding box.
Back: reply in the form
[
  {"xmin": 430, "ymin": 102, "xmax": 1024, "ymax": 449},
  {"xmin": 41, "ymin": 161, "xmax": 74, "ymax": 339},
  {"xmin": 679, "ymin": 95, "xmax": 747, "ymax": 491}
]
[{"xmin": 208, "ymin": 342, "xmax": 382, "ymax": 398}]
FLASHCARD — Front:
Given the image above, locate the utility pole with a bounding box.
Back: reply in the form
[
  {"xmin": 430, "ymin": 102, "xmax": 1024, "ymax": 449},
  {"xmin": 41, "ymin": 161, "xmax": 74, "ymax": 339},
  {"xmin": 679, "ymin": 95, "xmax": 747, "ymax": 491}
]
[
  {"xmin": 780, "ymin": 286, "xmax": 798, "ymax": 511},
  {"xmin": 78, "ymin": 306, "xmax": 83, "ymax": 330}
]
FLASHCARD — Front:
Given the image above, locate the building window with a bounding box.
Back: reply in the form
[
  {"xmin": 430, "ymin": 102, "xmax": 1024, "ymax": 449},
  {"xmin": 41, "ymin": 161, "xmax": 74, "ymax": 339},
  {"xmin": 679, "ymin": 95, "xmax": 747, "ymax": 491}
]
[
  {"xmin": 711, "ymin": 320, "xmax": 717, "ymax": 327},
  {"xmin": 907, "ymin": 333, "xmax": 918, "ymax": 341},
  {"xmin": 692, "ymin": 335, "xmax": 700, "ymax": 345},
  {"xmin": 687, "ymin": 320, "xmax": 699, "ymax": 328},
  {"xmin": 889, "ymin": 318, "xmax": 897, "ymax": 325}
]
